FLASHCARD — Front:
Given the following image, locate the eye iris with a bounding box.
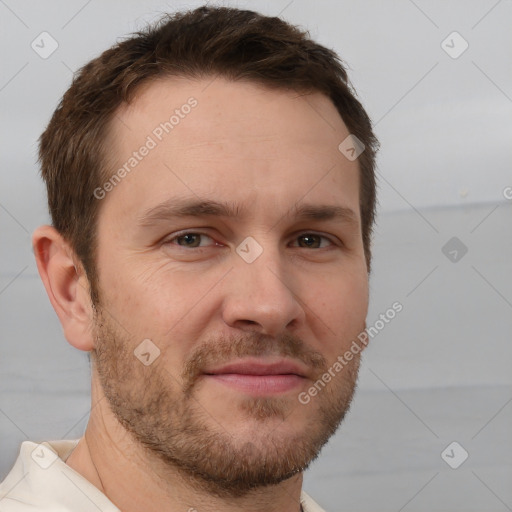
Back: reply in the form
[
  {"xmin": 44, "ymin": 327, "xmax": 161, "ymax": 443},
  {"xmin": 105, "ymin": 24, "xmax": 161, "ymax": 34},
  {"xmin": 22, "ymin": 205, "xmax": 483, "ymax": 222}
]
[
  {"xmin": 299, "ymin": 234, "xmax": 321, "ymax": 248},
  {"xmin": 178, "ymin": 234, "xmax": 201, "ymax": 247}
]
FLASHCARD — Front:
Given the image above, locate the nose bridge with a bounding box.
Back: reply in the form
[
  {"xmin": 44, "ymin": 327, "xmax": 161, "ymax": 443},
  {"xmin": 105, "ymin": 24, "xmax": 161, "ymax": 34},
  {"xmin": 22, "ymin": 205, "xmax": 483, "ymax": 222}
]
[
  {"xmin": 238, "ymin": 236, "xmax": 293, "ymax": 303},
  {"xmin": 222, "ymin": 235, "xmax": 303, "ymax": 335}
]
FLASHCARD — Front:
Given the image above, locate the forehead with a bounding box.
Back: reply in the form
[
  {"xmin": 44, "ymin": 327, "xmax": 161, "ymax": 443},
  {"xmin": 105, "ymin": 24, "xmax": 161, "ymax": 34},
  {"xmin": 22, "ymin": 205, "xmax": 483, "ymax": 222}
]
[
  {"xmin": 110, "ymin": 76, "xmax": 349, "ymax": 146},
  {"xmin": 100, "ymin": 76, "xmax": 360, "ymax": 222}
]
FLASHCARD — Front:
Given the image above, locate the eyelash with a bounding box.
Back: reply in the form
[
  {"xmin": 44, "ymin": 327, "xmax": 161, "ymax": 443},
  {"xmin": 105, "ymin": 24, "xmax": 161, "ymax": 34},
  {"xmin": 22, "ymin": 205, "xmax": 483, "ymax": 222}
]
[{"xmin": 163, "ymin": 231, "xmax": 338, "ymax": 249}]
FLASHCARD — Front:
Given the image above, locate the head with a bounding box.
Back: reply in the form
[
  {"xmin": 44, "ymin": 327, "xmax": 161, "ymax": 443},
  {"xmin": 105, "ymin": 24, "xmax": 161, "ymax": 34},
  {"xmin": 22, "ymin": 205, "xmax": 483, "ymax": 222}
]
[{"xmin": 33, "ymin": 6, "xmax": 378, "ymax": 497}]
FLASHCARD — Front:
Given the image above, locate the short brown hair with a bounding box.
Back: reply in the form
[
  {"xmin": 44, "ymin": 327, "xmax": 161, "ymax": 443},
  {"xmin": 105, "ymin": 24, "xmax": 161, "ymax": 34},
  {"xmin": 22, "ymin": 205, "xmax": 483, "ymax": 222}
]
[{"xmin": 39, "ymin": 6, "xmax": 379, "ymax": 306}]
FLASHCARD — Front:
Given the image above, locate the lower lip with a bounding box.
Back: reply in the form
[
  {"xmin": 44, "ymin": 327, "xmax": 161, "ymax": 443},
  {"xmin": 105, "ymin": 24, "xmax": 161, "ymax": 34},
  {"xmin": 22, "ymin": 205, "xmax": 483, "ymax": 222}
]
[{"xmin": 204, "ymin": 374, "xmax": 305, "ymax": 395}]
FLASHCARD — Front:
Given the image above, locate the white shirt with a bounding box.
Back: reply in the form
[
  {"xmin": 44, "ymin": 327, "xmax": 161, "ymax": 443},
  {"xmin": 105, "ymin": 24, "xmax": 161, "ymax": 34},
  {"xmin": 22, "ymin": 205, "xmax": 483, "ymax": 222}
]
[{"xmin": 0, "ymin": 440, "xmax": 326, "ymax": 511}]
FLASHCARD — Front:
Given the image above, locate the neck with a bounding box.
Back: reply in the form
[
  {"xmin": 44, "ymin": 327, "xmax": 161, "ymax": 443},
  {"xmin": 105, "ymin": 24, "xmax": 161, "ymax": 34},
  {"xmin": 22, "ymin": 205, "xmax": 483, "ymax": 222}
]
[{"xmin": 65, "ymin": 378, "xmax": 304, "ymax": 512}]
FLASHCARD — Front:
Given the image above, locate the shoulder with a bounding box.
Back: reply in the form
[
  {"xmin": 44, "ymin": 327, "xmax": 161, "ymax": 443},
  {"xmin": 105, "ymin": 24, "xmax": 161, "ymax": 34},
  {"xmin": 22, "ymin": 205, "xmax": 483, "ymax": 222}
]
[{"xmin": 0, "ymin": 440, "xmax": 119, "ymax": 512}]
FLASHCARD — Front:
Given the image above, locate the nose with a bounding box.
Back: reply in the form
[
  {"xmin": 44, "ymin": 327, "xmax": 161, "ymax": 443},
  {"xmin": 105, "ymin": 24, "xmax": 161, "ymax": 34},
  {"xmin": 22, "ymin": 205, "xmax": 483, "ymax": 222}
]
[{"xmin": 221, "ymin": 246, "xmax": 305, "ymax": 337}]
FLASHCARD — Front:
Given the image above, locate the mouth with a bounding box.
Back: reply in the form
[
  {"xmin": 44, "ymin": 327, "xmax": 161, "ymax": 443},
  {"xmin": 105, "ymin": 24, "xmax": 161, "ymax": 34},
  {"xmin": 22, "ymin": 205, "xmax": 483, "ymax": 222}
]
[{"xmin": 202, "ymin": 358, "xmax": 309, "ymax": 395}]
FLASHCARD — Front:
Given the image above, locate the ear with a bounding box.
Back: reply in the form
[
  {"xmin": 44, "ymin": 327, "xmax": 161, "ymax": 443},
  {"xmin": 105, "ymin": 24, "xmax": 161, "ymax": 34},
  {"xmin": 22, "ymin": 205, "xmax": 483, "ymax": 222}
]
[{"xmin": 32, "ymin": 225, "xmax": 95, "ymax": 352}]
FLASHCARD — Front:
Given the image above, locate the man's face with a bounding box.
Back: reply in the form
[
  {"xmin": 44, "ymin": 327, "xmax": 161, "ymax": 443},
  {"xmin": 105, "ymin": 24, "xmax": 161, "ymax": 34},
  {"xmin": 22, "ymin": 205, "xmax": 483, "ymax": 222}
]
[{"xmin": 91, "ymin": 77, "xmax": 369, "ymax": 496}]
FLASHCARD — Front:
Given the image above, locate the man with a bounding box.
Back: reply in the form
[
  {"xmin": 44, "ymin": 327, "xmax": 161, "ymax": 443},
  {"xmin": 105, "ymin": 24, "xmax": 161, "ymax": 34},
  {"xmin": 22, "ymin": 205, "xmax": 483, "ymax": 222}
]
[{"xmin": 0, "ymin": 6, "xmax": 378, "ymax": 511}]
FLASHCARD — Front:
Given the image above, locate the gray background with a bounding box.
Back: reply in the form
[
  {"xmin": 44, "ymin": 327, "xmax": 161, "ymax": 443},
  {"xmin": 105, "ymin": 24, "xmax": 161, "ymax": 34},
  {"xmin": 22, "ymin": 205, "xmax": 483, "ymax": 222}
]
[{"xmin": 1, "ymin": 1, "xmax": 511, "ymax": 511}]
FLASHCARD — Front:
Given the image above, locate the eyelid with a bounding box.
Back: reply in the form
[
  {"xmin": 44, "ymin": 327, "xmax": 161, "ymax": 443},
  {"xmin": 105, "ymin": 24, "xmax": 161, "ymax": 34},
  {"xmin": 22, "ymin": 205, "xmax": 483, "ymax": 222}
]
[
  {"xmin": 163, "ymin": 230, "xmax": 218, "ymax": 247},
  {"xmin": 290, "ymin": 230, "xmax": 340, "ymax": 247},
  {"xmin": 162, "ymin": 229, "xmax": 341, "ymax": 249}
]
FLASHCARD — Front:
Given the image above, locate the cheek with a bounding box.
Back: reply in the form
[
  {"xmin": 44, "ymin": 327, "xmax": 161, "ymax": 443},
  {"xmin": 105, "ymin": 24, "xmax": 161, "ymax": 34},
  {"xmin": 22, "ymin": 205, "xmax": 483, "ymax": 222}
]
[
  {"xmin": 98, "ymin": 260, "xmax": 219, "ymax": 358},
  {"xmin": 307, "ymin": 267, "xmax": 369, "ymax": 340},
  {"xmin": 101, "ymin": 253, "xmax": 185, "ymax": 313}
]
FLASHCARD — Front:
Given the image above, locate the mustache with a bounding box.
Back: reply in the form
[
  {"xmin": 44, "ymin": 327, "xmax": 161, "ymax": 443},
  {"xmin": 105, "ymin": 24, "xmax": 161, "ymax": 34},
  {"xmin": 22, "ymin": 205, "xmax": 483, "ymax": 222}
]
[{"xmin": 180, "ymin": 331, "xmax": 327, "ymax": 395}]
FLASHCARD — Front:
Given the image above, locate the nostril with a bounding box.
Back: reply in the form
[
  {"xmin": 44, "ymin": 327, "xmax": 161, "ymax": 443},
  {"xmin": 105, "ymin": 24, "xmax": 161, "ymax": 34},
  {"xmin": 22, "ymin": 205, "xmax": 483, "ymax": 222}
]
[
  {"xmin": 236, "ymin": 320, "xmax": 262, "ymax": 330},
  {"xmin": 235, "ymin": 320, "xmax": 265, "ymax": 333}
]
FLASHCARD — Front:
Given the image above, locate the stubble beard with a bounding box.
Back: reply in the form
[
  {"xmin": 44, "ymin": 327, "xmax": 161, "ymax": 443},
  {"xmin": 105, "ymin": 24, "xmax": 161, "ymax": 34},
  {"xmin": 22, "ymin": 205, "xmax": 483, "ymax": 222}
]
[{"xmin": 92, "ymin": 306, "xmax": 361, "ymax": 498}]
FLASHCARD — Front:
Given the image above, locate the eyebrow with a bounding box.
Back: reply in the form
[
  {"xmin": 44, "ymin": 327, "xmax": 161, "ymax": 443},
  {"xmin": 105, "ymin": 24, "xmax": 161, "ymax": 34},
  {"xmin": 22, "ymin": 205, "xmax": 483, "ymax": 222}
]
[
  {"xmin": 136, "ymin": 198, "xmax": 359, "ymax": 228},
  {"xmin": 137, "ymin": 198, "xmax": 244, "ymax": 227},
  {"xmin": 293, "ymin": 203, "xmax": 359, "ymax": 226}
]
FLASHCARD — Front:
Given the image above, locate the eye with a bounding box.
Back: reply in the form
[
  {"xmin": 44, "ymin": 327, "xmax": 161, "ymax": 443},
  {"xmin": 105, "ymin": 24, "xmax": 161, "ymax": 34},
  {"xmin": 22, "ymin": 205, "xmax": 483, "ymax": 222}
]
[
  {"xmin": 166, "ymin": 232, "xmax": 216, "ymax": 248},
  {"xmin": 293, "ymin": 233, "xmax": 334, "ymax": 249}
]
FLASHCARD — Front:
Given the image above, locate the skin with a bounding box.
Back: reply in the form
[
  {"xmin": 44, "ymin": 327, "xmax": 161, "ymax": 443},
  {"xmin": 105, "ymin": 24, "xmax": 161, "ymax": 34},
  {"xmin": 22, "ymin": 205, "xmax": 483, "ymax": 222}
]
[{"xmin": 33, "ymin": 76, "xmax": 370, "ymax": 512}]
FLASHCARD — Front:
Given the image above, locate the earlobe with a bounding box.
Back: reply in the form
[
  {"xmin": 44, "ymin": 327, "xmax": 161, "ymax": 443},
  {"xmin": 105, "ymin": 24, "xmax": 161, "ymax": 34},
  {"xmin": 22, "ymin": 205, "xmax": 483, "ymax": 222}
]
[{"xmin": 32, "ymin": 225, "xmax": 95, "ymax": 352}]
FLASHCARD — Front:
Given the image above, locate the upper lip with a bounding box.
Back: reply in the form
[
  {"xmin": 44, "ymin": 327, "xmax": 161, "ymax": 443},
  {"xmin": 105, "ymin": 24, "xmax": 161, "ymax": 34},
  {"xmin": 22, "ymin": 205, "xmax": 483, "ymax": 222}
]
[{"xmin": 203, "ymin": 358, "xmax": 309, "ymax": 378}]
